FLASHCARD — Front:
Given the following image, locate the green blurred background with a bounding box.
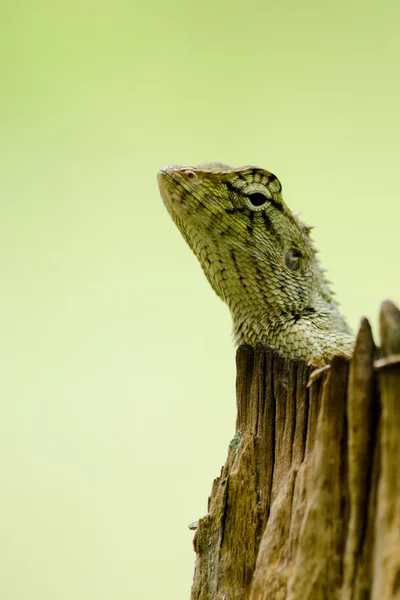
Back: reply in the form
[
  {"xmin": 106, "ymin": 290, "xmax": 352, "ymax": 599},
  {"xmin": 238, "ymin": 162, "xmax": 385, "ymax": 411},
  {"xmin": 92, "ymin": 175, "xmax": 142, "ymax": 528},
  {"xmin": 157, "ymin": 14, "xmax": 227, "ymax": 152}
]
[{"xmin": 1, "ymin": 0, "xmax": 399, "ymax": 598}]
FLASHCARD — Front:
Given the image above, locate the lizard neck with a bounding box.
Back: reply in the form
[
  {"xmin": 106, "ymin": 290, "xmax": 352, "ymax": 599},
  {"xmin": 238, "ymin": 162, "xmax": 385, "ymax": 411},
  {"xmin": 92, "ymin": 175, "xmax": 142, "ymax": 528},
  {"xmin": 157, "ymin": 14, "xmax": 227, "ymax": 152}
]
[{"xmin": 230, "ymin": 294, "xmax": 354, "ymax": 359}]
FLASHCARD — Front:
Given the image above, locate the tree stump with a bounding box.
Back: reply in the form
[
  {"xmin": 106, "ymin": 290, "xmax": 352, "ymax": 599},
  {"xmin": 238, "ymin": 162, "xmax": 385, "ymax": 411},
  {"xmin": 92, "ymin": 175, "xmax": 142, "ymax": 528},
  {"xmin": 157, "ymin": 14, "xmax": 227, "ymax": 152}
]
[{"xmin": 191, "ymin": 301, "xmax": 400, "ymax": 600}]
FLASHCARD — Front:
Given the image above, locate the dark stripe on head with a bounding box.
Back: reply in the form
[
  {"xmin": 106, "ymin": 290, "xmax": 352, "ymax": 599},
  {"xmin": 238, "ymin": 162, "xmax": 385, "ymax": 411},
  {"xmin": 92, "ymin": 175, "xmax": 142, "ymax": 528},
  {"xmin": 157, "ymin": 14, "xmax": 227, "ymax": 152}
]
[
  {"xmin": 225, "ymin": 180, "xmax": 241, "ymax": 194},
  {"xmin": 267, "ymin": 173, "xmax": 282, "ymax": 192},
  {"xmin": 267, "ymin": 197, "xmax": 284, "ymax": 213},
  {"xmin": 247, "ymin": 210, "xmax": 255, "ymax": 234},
  {"xmin": 260, "ymin": 212, "xmax": 272, "ymax": 231},
  {"xmin": 230, "ymin": 249, "xmax": 246, "ymax": 285}
]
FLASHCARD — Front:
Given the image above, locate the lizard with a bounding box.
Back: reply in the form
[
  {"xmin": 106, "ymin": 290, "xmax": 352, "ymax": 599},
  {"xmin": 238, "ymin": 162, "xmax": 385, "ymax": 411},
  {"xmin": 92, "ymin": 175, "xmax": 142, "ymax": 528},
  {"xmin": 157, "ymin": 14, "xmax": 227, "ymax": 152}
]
[{"xmin": 157, "ymin": 163, "xmax": 355, "ymax": 362}]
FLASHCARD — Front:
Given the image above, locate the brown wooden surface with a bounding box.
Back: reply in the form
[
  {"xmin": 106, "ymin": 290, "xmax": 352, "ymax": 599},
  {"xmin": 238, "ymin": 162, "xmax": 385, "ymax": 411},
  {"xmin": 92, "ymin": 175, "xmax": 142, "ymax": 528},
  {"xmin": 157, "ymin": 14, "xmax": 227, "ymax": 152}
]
[{"xmin": 191, "ymin": 302, "xmax": 400, "ymax": 600}]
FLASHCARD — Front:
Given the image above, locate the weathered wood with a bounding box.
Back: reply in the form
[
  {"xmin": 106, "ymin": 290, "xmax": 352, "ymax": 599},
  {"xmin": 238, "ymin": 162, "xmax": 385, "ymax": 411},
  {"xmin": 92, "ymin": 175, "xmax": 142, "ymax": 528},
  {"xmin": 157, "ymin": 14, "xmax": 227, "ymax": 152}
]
[
  {"xmin": 372, "ymin": 301, "xmax": 400, "ymax": 599},
  {"xmin": 191, "ymin": 301, "xmax": 400, "ymax": 600},
  {"xmin": 343, "ymin": 318, "xmax": 378, "ymax": 600}
]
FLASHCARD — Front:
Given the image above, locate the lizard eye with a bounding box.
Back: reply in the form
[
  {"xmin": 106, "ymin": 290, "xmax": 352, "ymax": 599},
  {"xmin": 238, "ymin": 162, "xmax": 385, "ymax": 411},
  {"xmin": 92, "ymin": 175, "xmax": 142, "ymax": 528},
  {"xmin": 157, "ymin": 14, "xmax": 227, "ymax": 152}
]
[
  {"xmin": 246, "ymin": 192, "xmax": 269, "ymax": 207},
  {"xmin": 285, "ymin": 248, "xmax": 302, "ymax": 271}
]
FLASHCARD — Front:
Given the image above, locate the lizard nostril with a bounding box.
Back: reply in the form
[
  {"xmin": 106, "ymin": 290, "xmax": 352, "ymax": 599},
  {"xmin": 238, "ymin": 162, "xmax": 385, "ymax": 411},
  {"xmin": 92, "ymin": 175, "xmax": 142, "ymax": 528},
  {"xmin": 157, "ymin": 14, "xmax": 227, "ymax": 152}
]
[{"xmin": 181, "ymin": 169, "xmax": 202, "ymax": 184}]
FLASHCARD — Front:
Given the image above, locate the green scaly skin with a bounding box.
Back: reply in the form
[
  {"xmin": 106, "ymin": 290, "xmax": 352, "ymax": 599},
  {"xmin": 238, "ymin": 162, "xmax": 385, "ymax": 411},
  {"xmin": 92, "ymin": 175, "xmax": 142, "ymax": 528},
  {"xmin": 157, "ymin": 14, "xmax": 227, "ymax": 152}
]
[{"xmin": 157, "ymin": 163, "xmax": 354, "ymax": 361}]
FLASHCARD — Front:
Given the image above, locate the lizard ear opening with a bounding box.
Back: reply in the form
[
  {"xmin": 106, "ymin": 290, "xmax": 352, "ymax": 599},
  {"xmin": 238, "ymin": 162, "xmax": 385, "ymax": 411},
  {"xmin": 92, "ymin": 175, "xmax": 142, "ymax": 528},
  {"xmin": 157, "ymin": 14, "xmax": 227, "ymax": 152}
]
[{"xmin": 285, "ymin": 248, "xmax": 302, "ymax": 271}]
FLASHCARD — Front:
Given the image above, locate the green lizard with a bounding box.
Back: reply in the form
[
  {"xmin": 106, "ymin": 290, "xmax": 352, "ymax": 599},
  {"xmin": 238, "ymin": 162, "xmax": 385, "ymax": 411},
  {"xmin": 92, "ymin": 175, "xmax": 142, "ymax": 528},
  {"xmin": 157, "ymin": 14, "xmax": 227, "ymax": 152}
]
[{"xmin": 158, "ymin": 163, "xmax": 354, "ymax": 361}]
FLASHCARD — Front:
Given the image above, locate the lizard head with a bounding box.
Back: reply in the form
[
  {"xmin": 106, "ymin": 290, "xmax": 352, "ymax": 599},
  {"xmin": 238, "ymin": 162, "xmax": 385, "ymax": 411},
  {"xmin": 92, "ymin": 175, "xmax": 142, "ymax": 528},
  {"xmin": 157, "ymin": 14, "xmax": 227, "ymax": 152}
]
[{"xmin": 158, "ymin": 163, "xmax": 352, "ymax": 354}]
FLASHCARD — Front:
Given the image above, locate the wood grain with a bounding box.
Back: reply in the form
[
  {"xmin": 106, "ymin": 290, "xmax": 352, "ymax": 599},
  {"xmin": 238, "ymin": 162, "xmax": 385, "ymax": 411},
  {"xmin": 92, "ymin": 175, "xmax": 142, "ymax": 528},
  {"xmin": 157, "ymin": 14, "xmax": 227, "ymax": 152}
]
[{"xmin": 191, "ymin": 301, "xmax": 400, "ymax": 600}]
